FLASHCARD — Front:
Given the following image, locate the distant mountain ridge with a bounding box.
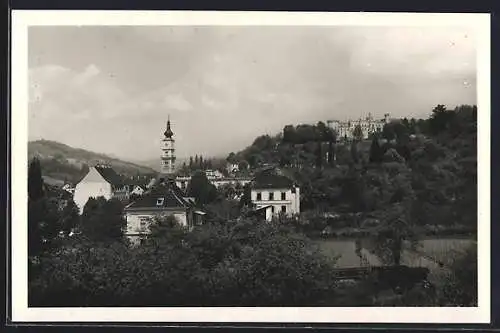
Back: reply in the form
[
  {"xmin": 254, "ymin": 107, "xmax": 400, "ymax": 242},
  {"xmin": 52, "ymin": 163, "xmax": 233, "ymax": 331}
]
[{"xmin": 29, "ymin": 139, "xmax": 157, "ymax": 184}]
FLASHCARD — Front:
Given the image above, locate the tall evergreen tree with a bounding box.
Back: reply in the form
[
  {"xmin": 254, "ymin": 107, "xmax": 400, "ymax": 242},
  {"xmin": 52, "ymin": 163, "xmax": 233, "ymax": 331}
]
[
  {"xmin": 315, "ymin": 142, "xmax": 323, "ymax": 168},
  {"xmin": 28, "ymin": 157, "xmax": 44, "ymax": 201},
  {"xmin": 189, "ymin": 156, "xmax": 194, "ymax": 168},
  {"xmin": 369, "ymin": 137, "xmax": 382, "ymax": 163},
  {"xmin": 350, "ymin": 141, "xmax": 359, "ymax": 164},
  {"xmin": 194, "ymin": 155, "xmax": 199, "ymax": 169},
  {"xmin": 353, "ymin": 124, "xmax": 364, "ymax": 142}
]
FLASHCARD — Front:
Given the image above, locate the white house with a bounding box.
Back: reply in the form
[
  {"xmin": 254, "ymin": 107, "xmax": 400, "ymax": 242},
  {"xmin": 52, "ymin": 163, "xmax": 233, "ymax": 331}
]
[
  {"xmin": 250, "ymin": 173, "xmax": 300, "ymax": 221},
  {"xmin": 226, "ymin": 163, "xmax": 239, "ymax": 174},
  {"xmin": 123, "ymin": 177, "xmax": 205, "ymax": 246},
  {"xmin": 73, "ymin": 164, "xmax": 128, "ymax": 214},
  {"xmin": 130, "ymin": 185, "xmax": 145, "ymax": 196}
]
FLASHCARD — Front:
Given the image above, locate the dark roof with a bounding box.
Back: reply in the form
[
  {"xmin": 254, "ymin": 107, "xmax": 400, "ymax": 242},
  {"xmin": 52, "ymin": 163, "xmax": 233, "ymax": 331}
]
[
  {"xmin": 252, "ymin": 174, "xmax": 295, "ymax": 189},
  {"xmin": 125, "ymin": 178, "xmax": 193, "ymax": 210},
  {"xmin": 95, "ymin": 166, "xmax": 124, "ymax": 187}
]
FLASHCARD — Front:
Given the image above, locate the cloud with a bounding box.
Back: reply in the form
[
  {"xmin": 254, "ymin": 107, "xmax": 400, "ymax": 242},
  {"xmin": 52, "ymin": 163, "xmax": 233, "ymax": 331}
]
[{"xmin": 28, "ymin": 26, "xmax": 478, "ymax": 161}]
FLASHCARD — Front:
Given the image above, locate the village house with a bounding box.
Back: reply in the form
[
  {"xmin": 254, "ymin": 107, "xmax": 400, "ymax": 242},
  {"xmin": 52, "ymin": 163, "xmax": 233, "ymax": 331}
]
[
  {"xmin": 130, "ymin": 185, "xmax": 145, "ymax": 196},
  {"xmin": 123, "ymin": 178, "xmax": 205, "ymax": 245},
  {"xmin": 226, "ymin": 162, "xmax": 239, "ymax": 174},
  {"xmin": 250, "ymin": 173, "xmax": 300, "ymax": 221},
  {"xmin": 73, "ymin": 164, "xmax": 130, "ymax": 213}
]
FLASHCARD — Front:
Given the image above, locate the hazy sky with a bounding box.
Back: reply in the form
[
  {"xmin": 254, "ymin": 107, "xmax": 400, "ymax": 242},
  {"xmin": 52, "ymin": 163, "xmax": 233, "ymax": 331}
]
[{"xmin": 28, "ymin": 25, "xmax": 476, "ymax": 161}]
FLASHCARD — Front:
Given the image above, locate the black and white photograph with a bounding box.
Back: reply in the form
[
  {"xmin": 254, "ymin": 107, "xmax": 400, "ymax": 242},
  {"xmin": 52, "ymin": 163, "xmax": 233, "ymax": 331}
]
[{"xmin": 11, "ymin": 11, "xmax": 490, "ymax": 323}]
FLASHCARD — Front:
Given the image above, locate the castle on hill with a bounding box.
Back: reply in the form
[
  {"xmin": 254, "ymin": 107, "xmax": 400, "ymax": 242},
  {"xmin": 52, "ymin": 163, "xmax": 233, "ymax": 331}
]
[{"xmin": 327, "ymin": 113, "xmax": 390, "ymax": 140}]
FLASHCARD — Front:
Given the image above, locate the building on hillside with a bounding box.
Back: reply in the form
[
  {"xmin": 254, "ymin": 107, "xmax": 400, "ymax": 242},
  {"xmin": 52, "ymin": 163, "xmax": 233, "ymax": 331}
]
[
  {"xmin": 226, "ymin": 163, "xmax": 239, "ymax": 174},
  {"xmin": 123, "ymin": 178, "xmax": 205, "ymax": 245},
  {"xmin": 327, "ymin": 113, "xmax": 390, "ymax": 141},
  {"xmin": 205, "ymin": 169, "xmax": 224, "ymax": 179},
  {"xmin": 175, "ymin": 175, "xmax": 252, "ymax": 192},
  {"xmin": 250, "ymin": 173, "xmax": 300, "ymax": 221},
  {"xmin": 73, "ymin": 164, "xmax": 130, "ymax": 213}
]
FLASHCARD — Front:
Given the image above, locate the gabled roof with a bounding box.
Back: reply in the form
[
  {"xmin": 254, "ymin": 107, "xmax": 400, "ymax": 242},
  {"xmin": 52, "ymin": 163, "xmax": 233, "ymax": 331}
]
[
  {"xmin": 125, "ymin": 178, "xmax": 193, "ymax": 210},
  {"xmin": 252, "ymin": 173, "xmax": 295, "ymax": 190},
  {"xmin": 94, "ymin": 166, "xmax": 124, "ymax": 187}
]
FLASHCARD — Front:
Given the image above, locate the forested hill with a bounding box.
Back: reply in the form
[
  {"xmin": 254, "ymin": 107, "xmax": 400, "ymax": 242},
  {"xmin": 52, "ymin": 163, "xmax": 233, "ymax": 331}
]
[
  {"xmin": 228, "ymin": 104, "xmax": 477, "ymax": 230},
  {"xmin": 28, "ymin": 140, "xmax": 157, "ymax": 185}
]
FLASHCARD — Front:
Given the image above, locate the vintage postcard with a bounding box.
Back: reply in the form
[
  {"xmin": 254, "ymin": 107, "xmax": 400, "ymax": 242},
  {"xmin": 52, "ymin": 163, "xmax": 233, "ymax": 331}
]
[{"xmin": 10, "ymin": 10, "xmax": 491, "ymax": 323}]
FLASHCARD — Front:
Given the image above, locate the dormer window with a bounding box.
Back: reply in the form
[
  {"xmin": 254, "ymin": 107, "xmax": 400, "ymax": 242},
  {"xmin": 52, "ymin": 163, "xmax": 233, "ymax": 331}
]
[{"xmin": 156, "ymin": 198, "xmax": 164, "ymax": 206}]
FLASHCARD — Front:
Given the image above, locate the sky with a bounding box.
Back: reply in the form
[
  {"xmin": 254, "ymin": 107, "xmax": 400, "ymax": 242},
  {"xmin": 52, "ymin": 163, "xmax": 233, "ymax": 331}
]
[{"xmin": 28, "ymin": 25, "xmax": 477, "ymax": 162}]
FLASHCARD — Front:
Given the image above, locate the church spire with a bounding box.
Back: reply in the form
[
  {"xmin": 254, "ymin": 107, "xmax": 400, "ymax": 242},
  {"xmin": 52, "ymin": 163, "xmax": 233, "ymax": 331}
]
[{"xmin": 164, "ymin": 115, "xmax": 174, "ymax": 138}]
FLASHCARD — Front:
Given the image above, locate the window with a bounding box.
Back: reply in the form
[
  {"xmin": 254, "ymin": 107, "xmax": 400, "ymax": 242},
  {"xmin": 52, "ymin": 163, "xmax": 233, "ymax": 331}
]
[
  {"xmin": 156, "ymin": 197, "xmax": 164, "ymax": 206},
  {"xmin": 269, "ymin": 192, "xmax": 274, "ymax": 201},
  {"xmin": 271, "ymin": 206, "xmax": 275, "ymax": 213},
  {"xmin": 281, "ymin": 206, "xmax": 287, "ymax": 213},
  {"xmin": 281, "ymin": 192, "xmax": 286, "ymax": 200},
  {"xmin": 256, "ymin": 192, "xmax": 262, "ymax": 201}
]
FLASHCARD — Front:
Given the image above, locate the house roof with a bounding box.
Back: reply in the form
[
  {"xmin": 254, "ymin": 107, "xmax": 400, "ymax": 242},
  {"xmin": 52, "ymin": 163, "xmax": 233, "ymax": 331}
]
[
  {"xmin": 125, "ymin": 178, "xmax": 193, "ymax": 210},
  {"xmin": 94, "ymin": 166, "xmax": 124, "ymax": 187},
  {"xmin": 252, "ymin": 173, "xmax": 295, "ymax": 189}
]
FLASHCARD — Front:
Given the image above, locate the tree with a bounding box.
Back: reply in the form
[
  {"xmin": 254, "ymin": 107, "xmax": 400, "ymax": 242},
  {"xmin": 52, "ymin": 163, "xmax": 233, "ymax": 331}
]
[
  {"xmin": 369, "ymin": 137, "xmax": 383, "ymax": 163},
  {"xmin": 187, "ymin": 171, "xmax": 218, "ymax": 206},
  {"xmin": 59, "ymin": 199, "xmax": 80, "ymax": 235},
  {"xmin": 315, "ymin": 142, "xmax": 323, "ymax": 168},
  {"xmin": 352, "ymin": 124, "xmax": 364, "ymax": 142},
  {"xmin": 28, "ymin": 157, "xmax": 44, "ymax": 201},
  {"xmin": 199, "ymin": 155, "xmax": 204, "ymax": 169},
  {"xmin": 194, "ymin": 155, "xmax": 199, "ymax": 169},
  {"xmin": 382, "ymin": 123, "xmax": 396, "ymax": 141},
  {"xmin": 371, "ymin": 201, "xmax": 418, "ymax": 266},
  {"xmin": 81, "ymin": 197, "xmax": 126, "ymax": 242},
  {"xmin": 238, "ymin": 160, "xmax": 249, "ymax": 171},
  {"xmin": 283, "ymin": 125, "xmax": 297, "ymax": 143},
  {"xmin": 350, "ymin": 141, "xmax": 359, "ymax": 164},
  {"xmin": 227, "ymin": 152, "xmax": 237, "ymax": 163},
  {"xmin": 189, "ymin": 156, "xmax": 194, "ymax": 168},
  {"xmin": 327, "ymin": 141, "xmax": 336, "ymax": 166}
]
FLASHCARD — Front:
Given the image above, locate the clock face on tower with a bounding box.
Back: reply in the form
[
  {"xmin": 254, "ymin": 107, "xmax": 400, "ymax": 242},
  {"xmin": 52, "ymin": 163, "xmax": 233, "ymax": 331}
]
[{"xmin": 163, "ymin": 140, "xmax": 174, "ymax": 150}]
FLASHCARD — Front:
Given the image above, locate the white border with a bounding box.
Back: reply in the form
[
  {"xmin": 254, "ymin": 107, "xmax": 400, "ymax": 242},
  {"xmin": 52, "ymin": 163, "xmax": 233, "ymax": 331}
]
[{"xmin": 11, "ymin": 10, "xmax": 491, "ymax": 323}]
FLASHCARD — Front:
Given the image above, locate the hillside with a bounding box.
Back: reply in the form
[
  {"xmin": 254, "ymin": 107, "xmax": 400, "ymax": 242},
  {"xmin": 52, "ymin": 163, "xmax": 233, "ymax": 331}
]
[
  {"xmin": 229, "ymin": 104, "xmax": 477, "ymax": 230},
  {"xmin": 28, "ymin": 140, "xmax": 157, "ymax": 185}
]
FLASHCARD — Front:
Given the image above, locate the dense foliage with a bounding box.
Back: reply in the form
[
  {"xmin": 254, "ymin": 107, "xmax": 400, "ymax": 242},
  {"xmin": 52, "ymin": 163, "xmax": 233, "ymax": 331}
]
[
  {"xmin": 29, "ymin": 218, "xmax": 340, "ymax": 306},
  {"xmin": 230, "ymin": 105, "xmax": 477, "ymax": 234},
  {"xmin": 28, "ymin": 157, "xmax": 80, "ymax": 257}
]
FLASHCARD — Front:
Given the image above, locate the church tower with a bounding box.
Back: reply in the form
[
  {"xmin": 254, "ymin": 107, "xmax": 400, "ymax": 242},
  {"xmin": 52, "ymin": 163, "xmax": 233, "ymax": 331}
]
[{"xmin": 160, "ymin": 116, "xmax": 176, "ymax": 176}]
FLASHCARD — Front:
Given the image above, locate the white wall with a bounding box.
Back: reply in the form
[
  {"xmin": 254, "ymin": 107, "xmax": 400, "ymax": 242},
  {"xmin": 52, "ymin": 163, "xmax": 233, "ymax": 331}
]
[
  {"xmin": 73, "ymin": 167, "xmax": 113, "ymax": 214},
  {"xmin": 124, "ymin": 210, "xmax": 189, "ymax": 245}
]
